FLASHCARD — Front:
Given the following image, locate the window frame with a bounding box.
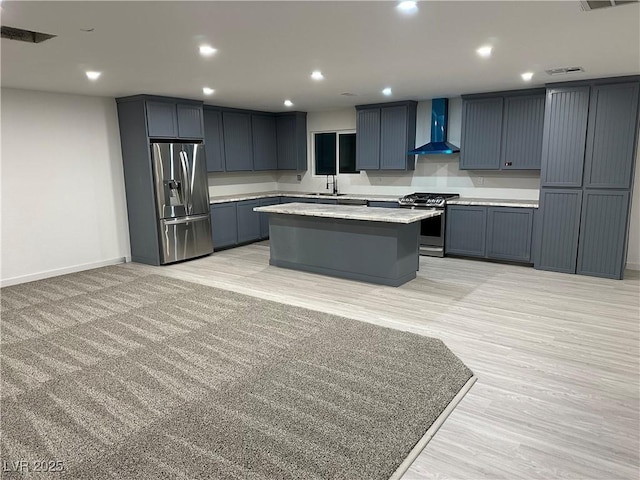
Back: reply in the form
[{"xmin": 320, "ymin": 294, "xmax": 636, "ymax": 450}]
[{"xmin": 311, "ymin": 129, "xmax": 361, "ymax": 177}]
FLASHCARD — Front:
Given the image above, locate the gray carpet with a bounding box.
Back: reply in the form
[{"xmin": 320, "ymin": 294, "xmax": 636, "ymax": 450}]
[{"xmin": 0, "ymin": 265, "xmax": 472, "ymax": 479}]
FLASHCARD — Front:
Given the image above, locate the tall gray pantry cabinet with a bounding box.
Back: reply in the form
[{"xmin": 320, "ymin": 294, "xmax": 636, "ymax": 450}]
[
  {"xmin": 535, "ymin": 77, "xmax": 640, "ymax": 279},
  {"xmin": 116, "ymin": 95, "xmax": 209, "ymax": 265}
]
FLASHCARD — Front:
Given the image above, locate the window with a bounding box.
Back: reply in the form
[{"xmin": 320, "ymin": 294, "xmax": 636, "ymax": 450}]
[{"xmin": 313, "ymin": 131, "xmax": 359, "ymax": 175}]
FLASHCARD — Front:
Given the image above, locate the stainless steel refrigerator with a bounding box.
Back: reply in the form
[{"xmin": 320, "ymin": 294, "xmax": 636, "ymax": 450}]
[{"xmin": 151, "ymin": 142, "xmax": 213, "ymax": 264}]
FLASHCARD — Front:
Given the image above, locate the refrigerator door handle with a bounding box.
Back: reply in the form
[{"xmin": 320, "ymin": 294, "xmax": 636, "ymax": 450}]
[
  {"xmin": 179, "ymin": 150, "xmax": 192, "ymax": 215},
  {"xmin": 162, "ymin": 213, "xmax": 210, "ymax": 226}
]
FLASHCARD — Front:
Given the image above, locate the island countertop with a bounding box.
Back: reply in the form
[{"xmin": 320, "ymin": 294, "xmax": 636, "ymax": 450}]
[{"xmin": 254, "ymin": 202, "xmax": 442, "ymax": 224}]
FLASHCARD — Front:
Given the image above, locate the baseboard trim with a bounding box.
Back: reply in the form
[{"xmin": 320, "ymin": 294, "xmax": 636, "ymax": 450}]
[
  {"xmin": 389, "ymin": 374, "xmax": 478, "ymax": 480},
  {"xmin": 625, "ymin": 262, "xmax": 640, "ymax": 271},
  {"xmin": 0, "ymin": 257, "xmax": 128, "ymax": 287}
]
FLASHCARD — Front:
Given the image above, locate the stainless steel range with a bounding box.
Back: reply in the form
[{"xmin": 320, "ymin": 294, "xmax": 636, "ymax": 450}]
[{"xmin": 398, "ymin": 192, "xmax": 460, "ymax": 257}]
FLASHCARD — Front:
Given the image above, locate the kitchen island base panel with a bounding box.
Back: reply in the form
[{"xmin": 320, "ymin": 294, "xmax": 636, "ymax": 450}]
[{"xmin": 268, "ymin": 214, "xmax": 420, "ymax": 287}]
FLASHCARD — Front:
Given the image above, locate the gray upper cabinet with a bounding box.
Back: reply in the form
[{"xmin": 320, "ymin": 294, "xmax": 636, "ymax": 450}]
[
  {"xmin": 577, "ymin": 190, "xmax": 631, "ymax": 279},
  {"xmin": 355, "ymin": 107, "xmax": 381, "ymax": 170},
  {"xmin": 236, "ymin": 199, "xmax": 261, "ymax": 244},
  {"xmin": 486, "ymin": 207, "xmax": 533, "ymax": 262},
  {"xmin": 445, "ymin": 206, "xmax": 487, "ymax": 257},
  {"xmin": 356, "ymin": 101, "xmax": 416, "ymax": 171},
  {"xmin": 177, "ymin": 104, "xmax": 204, "ymax": 139},
  {"xmin": 276, "ymin": 112, "xmax": 307, "ymax": 171},
  {"xmin": 223, "ymin": 112, "xmax": 253, "ymax": 171},
  {"xmin": 583, "ymin": 82, "xmax": 640, "ymax": 189},
  {"xmin": 540, "ymin": 86, "xmax": 590, "ymax": 187},
  {"xmin": 252, "ymin": 114, "xmax": 278, "ymax": 171},
  {"xmin": 203, "ymin": 108, "xmax": 225, "ymax": 172},
  {"xmin": 501, "ymin": 94, "xmax": 545, "ymax": 170},
  {"xmin": 460, "ymin": 97, "xmax": 503, "ymax": 169},
  {"xmin": 146, "ymin": 101, "xmax": 177, "ymax": 138},
  {"xmin": 146, "ymin": 100, "xmax": 203, "ymax": 139},
  {"xmin": 535, "ymin": 189, "xmax": 583, "ymax": 274}
]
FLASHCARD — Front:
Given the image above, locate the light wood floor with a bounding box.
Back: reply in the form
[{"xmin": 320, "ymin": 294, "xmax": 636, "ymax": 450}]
[{"xmin": 139, "ymin": 242, "xmax": 639, "ymax": 480}]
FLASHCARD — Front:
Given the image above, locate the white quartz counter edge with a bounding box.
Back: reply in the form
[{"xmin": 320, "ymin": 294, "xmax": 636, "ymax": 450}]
[
  {"xmin": 254, "ymin": 203, "xmax": 442, "ymax": 224},
  {"xmin": 448, "ymin": 198, "xmax": 539, "ymax": 208},
  {"xmin": 209, "ymin": 191, "xmax": 399, "ymax": 204}
]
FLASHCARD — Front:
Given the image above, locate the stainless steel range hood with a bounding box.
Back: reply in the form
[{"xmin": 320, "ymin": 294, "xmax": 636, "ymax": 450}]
[{"xmin": 408, "ymin": 98, "xmax": 460, "ymax": 155}]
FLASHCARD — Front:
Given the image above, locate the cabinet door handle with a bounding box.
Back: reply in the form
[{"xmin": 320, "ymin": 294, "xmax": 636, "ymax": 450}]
[{"xmin": 504, "ymin": 161, "xmax": 513, "ymax": 167}]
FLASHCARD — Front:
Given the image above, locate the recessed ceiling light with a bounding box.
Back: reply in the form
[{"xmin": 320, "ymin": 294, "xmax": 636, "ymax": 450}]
[
  {"xmin": 382, "ymin": 87, "xmax": 392, "ymax": 96},
  {"xmin": 199, "ymin": 45, "xmax": 217, "ymax": 57},
  {"xmin": 284, "ymin": 99, "xmax": 294, "ymax": 107},
  {"xmin": 476, "ymin": 46, "xmax": 492, "ymax": 58},
  {"xmin": 202, "ymin": 87, "xmax": 214, "ymax": 95},
  {"xmin": 85, "ymin": 71, "xmax": 101, "ymax": 80},
  {"xmin": 311, "ymin": 70, "xmax": 324, "ymax": 80},
  {"xmin": 521, "ymin": 72, "xmax": 534, "ymax": 81},
  {"xmin": 397, "ymin": 1, "xmax": 418, "ymax": 14}
]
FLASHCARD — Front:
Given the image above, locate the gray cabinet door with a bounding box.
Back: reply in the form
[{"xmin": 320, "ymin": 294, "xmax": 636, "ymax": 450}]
[
  {"xmin": 236, "ymin": 199, "xmax": 261, "ymax": 244},
  {"xmin": 368, "ymin": 201, "xmax": 398, "ymax": 208},
  {"xmin": 501, "ymin": 94, "xmax": 545, "ymax": 170},
  {"xmin": 486, "ymin": 207, "xmax": 534, "ymax": 262},
  {"xmin": 176, "ymin": 104, "xmax": 203, "ymax": 139},
  {"xmin": 276, "ymin": 113, "xmax": 307, "ymax": 171},
  {"xmin": 445, "ymin": 206, "xmax": 487, "ymax": 257},
  {"xmin": 210, "ymin": 203, "xmax": 238, "ymax": 250},
  {"xmin": 584, "ymin": 82, "xmax": 640, "ymax": 189},
  {"xmin": 203, "ymin": 109, "xmax": 225, "ymax": 172},
  {"xmin": 577, "ymin": 190, "xmax": 630, "ymax": 279},
  {"xmin": 356, "ymin": 108, "xmax": 381, "ymax": 170},
  {"xmin": 460, "ymin": 97, "xmax": 503, "ymax": 169},
  {"xmin": 146, "ymin": 101, "xmax": 177, "ymax": 138},
  {"xmin": 258, "ymin": 197, "xmax": 280, "ymax": 239},
  {"xmin": 280, "ymin": 196, "xmax": 316, "ymax": 204},
  {"xmin": 223, "ymin": 112, "xmax": 253, "ymax": 171},
  {"xmin": 252, "ymin": 114, "xmax": 278, "ymax": 171},
  {"xmin": 535, "ymin": 189, "xmax": 583, "ymax": 273},
  {"xmin": 380, "ymin": 105, "xmax": 409, "ymax": 170},
  {"xmin": 540, "ymin": 87, "xmax": 590, "ymax": 187}
]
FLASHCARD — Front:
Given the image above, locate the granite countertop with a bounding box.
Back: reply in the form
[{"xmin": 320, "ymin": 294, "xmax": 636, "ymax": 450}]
[
  {"xmin": 210, "ymin": 191, "xmax": 539, "ymax": 208},
  {"xmin": 448, "ymin": 198, "xmax": 539, "ymax": 208},
  {"xmin": 254, "ymin": 202, "xmax": 442, "ymax": 224},
  {"xmin": 209, "ymin": 191, "xmax": 401, "ymax": 204}
]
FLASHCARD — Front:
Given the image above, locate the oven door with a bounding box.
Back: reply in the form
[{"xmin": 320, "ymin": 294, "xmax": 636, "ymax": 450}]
[{"xmin": 419, "ymin": 207, "xmax": 445, "ymax": 256}]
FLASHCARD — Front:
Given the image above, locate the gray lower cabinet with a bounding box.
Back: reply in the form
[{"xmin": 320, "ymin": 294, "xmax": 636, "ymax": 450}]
[
  {"xmin": 445, "ymin": 206, "xmax": 487, "ymax": 257},
  {"xmin": 223, "ymin": 112, "xmax": 253, "ymax": 171},
  {"xmin": 236, "ymin": 199, "xmax": 261, "ymax": 244},
  {"xmin": 210, "ymin": 203, "xmax": 238, "ymax": 250},
  {"xmin": 259, "ymin": 197, "xmax": 280, "ymax": 239},
  {"xmin": 280, "ymin": 196, "xmax": 317, "ymax": 204},
  {"xmin": 577, "ymin": 190, "xmax": 631, "ymax": 279},
  {"xmin": 315, "ymin": 199, "xmax": 338, "ymax": 205},
  {"xmin": 486, "ymin": 207, "xmax": 534, "ymax": 262},
  {"xmin": 368, "ymin": 201, "xmax": 398, "ymax": 208},
  {"xmin": 535, "ymin": 189, "xmax": 583, "ymax": 274}
]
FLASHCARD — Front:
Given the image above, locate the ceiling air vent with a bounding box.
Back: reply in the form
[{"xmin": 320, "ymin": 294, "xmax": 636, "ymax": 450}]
[
  {"xmin": 545, "ymin": 66, "xmax": 585, "ymax": 76},
  {"xmin": 579, "ymin": 0, "xmax": 638, "ymax": 11},
  {"xmin": 1, "ymin": 26, "xmax": 57, "ymax": 43}
]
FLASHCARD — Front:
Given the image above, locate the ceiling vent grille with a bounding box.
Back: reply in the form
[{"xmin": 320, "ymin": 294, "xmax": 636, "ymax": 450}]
[
  {"xmin": 1, "ymin": 26, "xmax": 57, "ymax": 43},
  {"xmin": 545, "ymin": 66, "xmax": 585, "ymax": 76},
  {"xmin": 579, "ymin": 0, "xmax": 638, "ymax": 11}
]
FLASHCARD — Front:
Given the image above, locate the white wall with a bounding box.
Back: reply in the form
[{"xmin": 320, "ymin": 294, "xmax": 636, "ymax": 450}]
[
  {"xmin": 0, "ymin": 88, "xmax": 130, "ymax": 286},
  {"xmin": 277, "ymin": 99, "xmax": 541, "ymax": 199},
  {"xmin": 626, "ymin": 145, "xmax": 640, "ymax": 270}
]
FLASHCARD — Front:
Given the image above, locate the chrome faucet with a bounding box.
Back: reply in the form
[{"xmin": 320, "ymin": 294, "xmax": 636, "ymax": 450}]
[{"xmin": 326, "ymin": 175, "xmax": 338, "ymax": 195}]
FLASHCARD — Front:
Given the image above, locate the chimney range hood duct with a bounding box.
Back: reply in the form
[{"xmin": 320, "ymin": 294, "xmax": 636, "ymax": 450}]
[{"xmin": 408, "ymin": 98, "xmax": 460, "ymax": 155}]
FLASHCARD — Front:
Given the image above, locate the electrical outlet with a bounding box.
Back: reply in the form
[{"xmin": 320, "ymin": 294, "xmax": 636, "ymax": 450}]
[
  {"xmin": 296, "ymin": 174, "xmax": 302, "ymax": 181},
  {"xmin": 476, "ymin": 176, "xmax": 484, "ymax": 185}
]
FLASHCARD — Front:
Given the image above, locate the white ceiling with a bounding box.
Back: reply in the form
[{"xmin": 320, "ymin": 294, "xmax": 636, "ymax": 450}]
[{"xmin": 2, "ymin": 1, "xmax": 639, "ymax": 112}]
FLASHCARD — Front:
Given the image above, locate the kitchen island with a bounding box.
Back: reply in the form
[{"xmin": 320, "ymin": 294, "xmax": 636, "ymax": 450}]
[{"xmin": 254, "ymin": 203, "xmax": 442, "ymax": 287}]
